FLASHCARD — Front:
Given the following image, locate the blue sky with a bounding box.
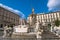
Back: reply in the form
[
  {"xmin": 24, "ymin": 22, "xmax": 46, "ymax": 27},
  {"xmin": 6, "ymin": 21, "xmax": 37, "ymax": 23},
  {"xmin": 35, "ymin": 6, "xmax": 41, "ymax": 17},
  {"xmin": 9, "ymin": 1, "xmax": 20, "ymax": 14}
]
[{"xmin": 0, "ymin": 0, "xmax": 60, "ymax": 19}]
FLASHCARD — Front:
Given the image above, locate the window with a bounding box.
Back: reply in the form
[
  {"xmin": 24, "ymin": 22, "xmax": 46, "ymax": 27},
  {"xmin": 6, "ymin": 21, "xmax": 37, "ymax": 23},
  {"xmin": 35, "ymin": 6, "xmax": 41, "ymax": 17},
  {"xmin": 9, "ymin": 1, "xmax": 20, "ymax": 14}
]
[
  {"xmin": 0, "ymin": 24, "xmax": 3, "ymax": 28},
  {"xmin": 0, "ymin": 9, "xmax": 3, "ymax": 16},
  {"xmin": 4, "ymin": 11, "xmax": 7, "ymax": 16}
]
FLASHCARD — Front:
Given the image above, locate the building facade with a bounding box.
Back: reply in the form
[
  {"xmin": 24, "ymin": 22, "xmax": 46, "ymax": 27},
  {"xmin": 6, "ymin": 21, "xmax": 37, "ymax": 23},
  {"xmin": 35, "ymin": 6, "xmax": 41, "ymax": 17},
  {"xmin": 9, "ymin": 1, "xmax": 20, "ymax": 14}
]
[
  {"xmin": 27, "ymin": 9, "xmax": 60, "ymax": 26},
  {"xmin": 0, "ymin": 6, "xmax": 20, "ymax": 28},
  {"xmin": 19, "ymin": 19, "xmax": 27, "ymax": 25},
  {"xmin": 37, "ymin": 12, "xmax": 60, "ymax": 24}
]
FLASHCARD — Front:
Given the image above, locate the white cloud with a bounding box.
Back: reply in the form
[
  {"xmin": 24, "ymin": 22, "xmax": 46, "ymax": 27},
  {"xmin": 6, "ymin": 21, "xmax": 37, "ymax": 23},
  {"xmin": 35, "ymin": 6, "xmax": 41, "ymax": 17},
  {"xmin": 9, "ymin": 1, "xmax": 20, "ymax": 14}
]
[
  {"xmin": 0, "ymin": 3, "xmax": 25, "ymax": 18},
  {"xmin": 47, "ymin": 0, "xmax": 60, "ymax": 11}
]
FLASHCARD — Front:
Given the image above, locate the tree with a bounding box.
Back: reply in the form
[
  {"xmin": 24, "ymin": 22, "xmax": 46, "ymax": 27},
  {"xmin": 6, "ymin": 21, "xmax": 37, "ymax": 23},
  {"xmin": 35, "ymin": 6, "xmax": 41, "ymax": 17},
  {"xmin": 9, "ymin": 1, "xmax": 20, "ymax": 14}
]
[{"xmin": 55, "ymin": 19, "xmax": 60, "ymax": 27}]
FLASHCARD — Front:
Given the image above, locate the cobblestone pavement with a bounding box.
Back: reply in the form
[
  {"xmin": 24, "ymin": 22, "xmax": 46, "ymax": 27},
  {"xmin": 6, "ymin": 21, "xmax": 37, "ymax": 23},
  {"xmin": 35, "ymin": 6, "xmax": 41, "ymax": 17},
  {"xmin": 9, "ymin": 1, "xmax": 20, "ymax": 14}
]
[
  {"xmin": 0, "ymin": 30, "xmax": 37, "ymax": 40},
  {"xmin": 0, "ymin": 37, "xmax": 37, "ymax": 40},
  {"xmin": 0, "ymin": 30, "xmax": 60, "ymax": 40}
]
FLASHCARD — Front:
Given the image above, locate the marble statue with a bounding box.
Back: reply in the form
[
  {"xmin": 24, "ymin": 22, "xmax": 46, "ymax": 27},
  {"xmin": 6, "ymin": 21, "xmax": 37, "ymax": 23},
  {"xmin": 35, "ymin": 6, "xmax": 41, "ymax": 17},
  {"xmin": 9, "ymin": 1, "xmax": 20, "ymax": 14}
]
[
  {"xmin": 2, "ymin": 26, "xmax": 8, "ymax": 37},
  {"xmin": 2, "ymin": 26, "xmax": 12, "ymax": 37}
]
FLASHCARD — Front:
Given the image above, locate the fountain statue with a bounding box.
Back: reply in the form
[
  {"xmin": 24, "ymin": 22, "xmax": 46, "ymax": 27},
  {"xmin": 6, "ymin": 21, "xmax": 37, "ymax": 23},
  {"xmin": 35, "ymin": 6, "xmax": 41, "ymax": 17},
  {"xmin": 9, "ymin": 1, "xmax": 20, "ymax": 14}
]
[{"xmin": 2, "ymin": 26, "xmax": 12, "ymax": 38}]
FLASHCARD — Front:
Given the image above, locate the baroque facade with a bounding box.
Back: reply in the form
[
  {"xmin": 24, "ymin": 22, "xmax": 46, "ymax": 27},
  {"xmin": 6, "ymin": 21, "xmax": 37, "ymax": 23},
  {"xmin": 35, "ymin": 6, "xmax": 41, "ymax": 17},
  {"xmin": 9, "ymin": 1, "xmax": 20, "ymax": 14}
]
[
  {"xmin": 37, "ymin": 12, "xmax": 60, "ymax": 24},
  {"xmin": 0, "ymin": 6, "xmax": 20, "ymax": 28}
]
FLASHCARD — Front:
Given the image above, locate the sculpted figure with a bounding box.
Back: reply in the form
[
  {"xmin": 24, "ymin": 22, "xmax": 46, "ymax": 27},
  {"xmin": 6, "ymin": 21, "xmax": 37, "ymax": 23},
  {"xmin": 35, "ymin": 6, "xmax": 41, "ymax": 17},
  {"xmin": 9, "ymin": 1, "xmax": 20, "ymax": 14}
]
[{"xmin": 2, "ymin": 26, "xmax": 8, "ymax": 37}]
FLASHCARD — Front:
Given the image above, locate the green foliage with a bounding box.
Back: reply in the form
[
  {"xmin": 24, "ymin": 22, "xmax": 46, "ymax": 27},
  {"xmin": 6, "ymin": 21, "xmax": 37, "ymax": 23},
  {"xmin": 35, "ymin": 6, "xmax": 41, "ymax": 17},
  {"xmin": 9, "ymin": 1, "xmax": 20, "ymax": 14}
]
[
  {"xmin": 48, "ymin": 23, "xmax": 51, "ymax": 30},
  {"xmin": 55, "ymin": 19, "xmax": 60, "ymax": 27}
]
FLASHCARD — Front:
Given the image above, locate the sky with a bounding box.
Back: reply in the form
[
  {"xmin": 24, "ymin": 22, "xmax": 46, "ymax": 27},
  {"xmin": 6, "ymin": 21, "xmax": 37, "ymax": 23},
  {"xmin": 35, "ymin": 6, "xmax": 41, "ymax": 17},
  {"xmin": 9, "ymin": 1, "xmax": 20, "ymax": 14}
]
[{"xmin": 0, "ymin": 0, "xmax": 60, "ymax": 19}]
